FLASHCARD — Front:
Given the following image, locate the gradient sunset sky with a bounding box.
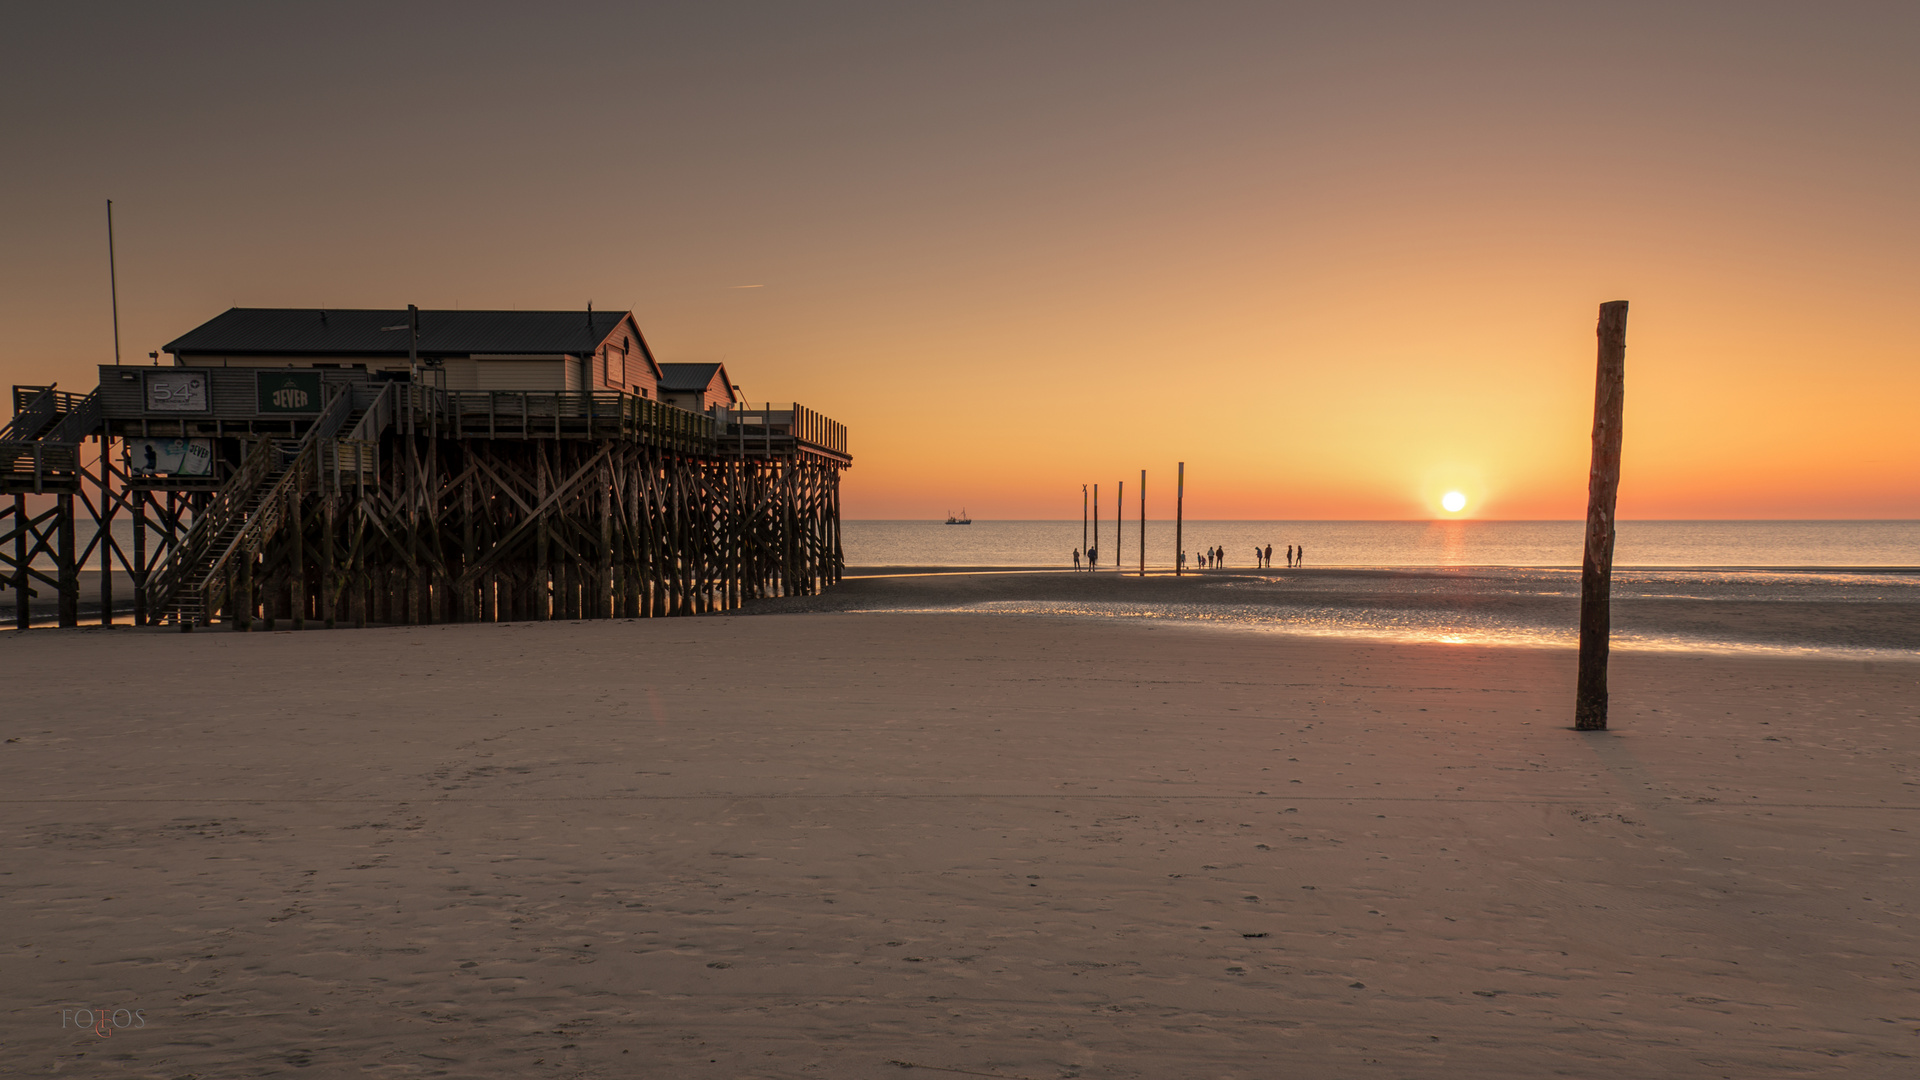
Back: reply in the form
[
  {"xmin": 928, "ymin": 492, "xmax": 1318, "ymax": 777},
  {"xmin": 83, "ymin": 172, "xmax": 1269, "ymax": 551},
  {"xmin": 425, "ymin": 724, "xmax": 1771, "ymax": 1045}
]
[{"xmin": 3, "ymin": 2, "xmax": 1914, "ymax": 519}]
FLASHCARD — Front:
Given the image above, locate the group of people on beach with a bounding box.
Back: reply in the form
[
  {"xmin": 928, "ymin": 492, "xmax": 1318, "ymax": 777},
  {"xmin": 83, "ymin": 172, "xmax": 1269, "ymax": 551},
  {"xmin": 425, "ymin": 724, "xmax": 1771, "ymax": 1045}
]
[
  {"xmin": 1199, "ymin": 543, "xmax": 1304, "ymax": 569},
  {"xmin": 1073, "ymin": 543, "xmax": 1307, "ymax": 570},
  {"xmin": 1153, "ymin": 544, "xmax": 1309, "ymax": 570}
]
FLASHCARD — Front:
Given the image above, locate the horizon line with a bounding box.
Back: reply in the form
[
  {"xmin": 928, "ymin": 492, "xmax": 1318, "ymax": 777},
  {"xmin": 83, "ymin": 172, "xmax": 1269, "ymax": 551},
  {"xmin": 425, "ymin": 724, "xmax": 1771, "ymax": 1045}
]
[{"xmin": 843, "ymin": 517, "xmax": 1920, "ymax": 524}]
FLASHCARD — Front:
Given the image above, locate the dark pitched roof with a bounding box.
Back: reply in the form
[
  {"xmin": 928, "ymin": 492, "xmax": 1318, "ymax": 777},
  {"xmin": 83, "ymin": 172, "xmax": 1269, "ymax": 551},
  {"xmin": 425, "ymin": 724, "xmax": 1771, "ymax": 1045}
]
[
  {"xmin": 656, "ymin": 362, "xmax": 725, "ymax": 392},
  {"xmin": 164, "ymin": 308, "xmax": 637, "ymax": 357}
]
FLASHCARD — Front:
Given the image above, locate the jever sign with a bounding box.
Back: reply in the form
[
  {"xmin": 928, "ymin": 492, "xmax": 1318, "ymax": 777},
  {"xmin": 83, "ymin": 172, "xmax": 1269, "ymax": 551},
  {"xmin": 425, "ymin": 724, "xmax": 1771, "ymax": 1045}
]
[{"xmin": 256, "ymin": 370, "xmax": 323, "ymax": 414}]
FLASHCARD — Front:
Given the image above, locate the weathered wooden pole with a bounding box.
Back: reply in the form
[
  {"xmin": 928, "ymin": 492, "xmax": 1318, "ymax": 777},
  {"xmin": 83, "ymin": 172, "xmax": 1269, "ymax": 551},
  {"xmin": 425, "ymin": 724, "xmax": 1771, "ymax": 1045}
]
[
  {"xmin": 1092, "ymin": 484, "xmax": 1099, "ymax": 568},
  {"xmin": 98, "ymin": 440, "xmax": 113, "ymax": 626},
  {"xmin": 1174, "ymin": 462, "xmax": 1185, "ymax": 576},
  {"xmin": 11, "ymin": 493, "xmax": 26, "ymax": 630},
  {"xmin": 133, "ymin": 489, "xmax": 148, "ymax": 627},
  {"xmin": 1138, "ymin": 469, "xmax": 1146, "ymax": 576},
  {"xmin": 56, "ymin": 493, "xmax": 77, "ymax": 628},
  {"xmin": 1576, "ymin": 300, "xmax": 1629, "ymax": 731},
  {"xmin": 290, "ymin": 481, "xmax": 306, "ymax": 631},
  {"xmin": 1081, "ymin": 485, "xmax": 1087, "ymax": 563},
  {"xmin": 1116, "ymin": 479, "xmax": 1123, "ymax": 570}
]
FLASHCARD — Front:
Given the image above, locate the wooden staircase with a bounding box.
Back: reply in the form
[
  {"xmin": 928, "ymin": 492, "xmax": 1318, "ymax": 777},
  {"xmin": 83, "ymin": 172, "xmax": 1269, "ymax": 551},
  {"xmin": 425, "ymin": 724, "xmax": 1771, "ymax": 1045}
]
[
  {"xmin": 1, "ymin": 387, "xmax": 99, "ymax": 493},
  {"xmin": 146, "ymin": 389, "xmax": 363, "ymax": 629}
]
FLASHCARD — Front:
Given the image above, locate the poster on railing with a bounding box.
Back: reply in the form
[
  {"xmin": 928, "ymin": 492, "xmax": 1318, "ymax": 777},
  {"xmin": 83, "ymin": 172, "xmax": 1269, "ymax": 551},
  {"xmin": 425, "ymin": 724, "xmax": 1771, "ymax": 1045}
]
[{"xmin": 128, "ymin": 437, "xmax": 214, "ymax": 477}]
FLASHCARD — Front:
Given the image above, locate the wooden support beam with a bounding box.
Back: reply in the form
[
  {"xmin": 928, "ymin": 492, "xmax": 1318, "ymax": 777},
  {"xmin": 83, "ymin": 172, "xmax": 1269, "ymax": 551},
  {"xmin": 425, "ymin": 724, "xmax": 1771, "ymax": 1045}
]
[
  {"xmin": 14, "ymin": 494, "xmax": 29, "ymax": 631},
  {"xmin": 56, "ymin": 494, "xmax": 77, "ymax": 627},
  {"xmin": 290, "ymin": 482, "xmax": 306, "ymax": 631}
]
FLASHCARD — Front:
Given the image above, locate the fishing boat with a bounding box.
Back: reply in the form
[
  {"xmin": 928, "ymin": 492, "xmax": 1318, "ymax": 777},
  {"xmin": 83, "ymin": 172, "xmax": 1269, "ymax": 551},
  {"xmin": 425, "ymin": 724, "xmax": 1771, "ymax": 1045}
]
[{"xmin": 944, "ymin": 509, "xmax": 972, "ymax": 525}]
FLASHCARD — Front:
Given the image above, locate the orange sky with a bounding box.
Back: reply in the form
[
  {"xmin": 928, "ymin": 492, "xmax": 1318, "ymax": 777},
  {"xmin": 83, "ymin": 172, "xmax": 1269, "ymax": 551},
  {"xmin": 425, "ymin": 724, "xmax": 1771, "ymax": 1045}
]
[{"xmin": 3, "ymin": 3, "xmax": 1914, "ymax": 519}]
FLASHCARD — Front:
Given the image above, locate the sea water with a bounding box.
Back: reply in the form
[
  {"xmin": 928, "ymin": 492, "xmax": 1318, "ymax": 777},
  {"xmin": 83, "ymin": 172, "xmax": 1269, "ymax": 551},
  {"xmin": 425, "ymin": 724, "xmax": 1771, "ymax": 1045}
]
[
  {"xmin": 838, "ymin": 520, "xmax": 1919, "ymax": 657},
  {"xmin": 43, "ymin": 517, "xmax": 1918, "ymax": 572},
  {"xmin": 842, "ymin": 519, "xmax": 1920, "ymax": 570}
]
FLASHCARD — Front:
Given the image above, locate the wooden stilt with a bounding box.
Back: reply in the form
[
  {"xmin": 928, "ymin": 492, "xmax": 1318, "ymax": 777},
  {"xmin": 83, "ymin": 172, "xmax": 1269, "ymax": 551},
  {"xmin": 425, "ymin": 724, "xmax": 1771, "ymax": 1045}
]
[
  {"xmin": 56, "ymin": 494, "xmax": 77, "ymax": 627},
  {"xmin": 11, "ymin": 493, "xmax": 27, "ymax": 631}
]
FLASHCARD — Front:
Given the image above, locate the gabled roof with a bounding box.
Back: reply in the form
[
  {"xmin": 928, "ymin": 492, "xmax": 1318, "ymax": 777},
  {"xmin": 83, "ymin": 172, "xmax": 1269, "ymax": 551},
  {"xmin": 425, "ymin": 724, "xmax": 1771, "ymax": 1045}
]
[
  {"xmin": 656, "ymin": 362, "xmax": 726, "ymax": 392},
  {"xmin": 164, "ymin": 308, "xmax": 642, "ymax": 358}
]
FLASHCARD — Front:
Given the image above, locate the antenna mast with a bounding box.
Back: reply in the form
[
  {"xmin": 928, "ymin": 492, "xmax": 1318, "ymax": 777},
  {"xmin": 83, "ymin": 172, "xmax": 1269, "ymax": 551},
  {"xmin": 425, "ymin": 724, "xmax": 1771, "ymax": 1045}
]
[{"xmin": 107, "ymin": 199, "xmax": 121, "ymax": 364}]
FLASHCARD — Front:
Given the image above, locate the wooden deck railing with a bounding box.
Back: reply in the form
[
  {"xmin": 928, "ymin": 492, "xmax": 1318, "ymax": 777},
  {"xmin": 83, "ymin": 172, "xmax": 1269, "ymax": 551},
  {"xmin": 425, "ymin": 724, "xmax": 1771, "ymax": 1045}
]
[
  {"xmin": 720, "ymin": 403, "xmax": 849, "ymax": 457},
  {"xmin": 434, "ymin": 390, "xmax": 717, "ymax": 452}
]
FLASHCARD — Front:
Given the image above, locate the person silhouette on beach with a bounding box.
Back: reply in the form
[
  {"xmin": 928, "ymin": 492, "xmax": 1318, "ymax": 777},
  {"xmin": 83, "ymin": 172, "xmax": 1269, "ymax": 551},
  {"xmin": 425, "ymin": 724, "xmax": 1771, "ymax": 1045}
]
[
  {"xmin": 1286, "ymin": 544, "xmax": 1294, "ymax": 568},
  {"xmin": 1088, "ymin": 546, "xmax": 1097, "ymax": 568},
  {"xmin": 1264, "ymin": 544, "xmax": 1272, "ymax": 568},
  {"xmin": 1073, "ymin": 548, "xmax": 1081, "ymax": 570},
  {"xmin": 1297, "ymin": 545, "xmax": 1305, "ymax": 567},
  {"xmin": 1253, "ymin": 546, "xmax": 1261, "ymax": 567}
]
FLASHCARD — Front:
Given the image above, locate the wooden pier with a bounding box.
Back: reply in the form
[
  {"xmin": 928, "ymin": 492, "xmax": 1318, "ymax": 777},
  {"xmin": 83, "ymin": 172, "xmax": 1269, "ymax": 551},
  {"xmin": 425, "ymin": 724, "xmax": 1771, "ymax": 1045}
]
[{"xmin": 3, "ymin": 311, "xmax": 850, "ymax": 630}]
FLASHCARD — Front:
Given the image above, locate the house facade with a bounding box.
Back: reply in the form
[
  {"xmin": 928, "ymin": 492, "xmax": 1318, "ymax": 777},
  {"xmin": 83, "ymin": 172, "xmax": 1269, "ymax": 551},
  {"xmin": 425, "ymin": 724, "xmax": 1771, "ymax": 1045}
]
[
  {"xmin": 656, "ymin": 362, "xmax": 739, "ymax": 413},
  {"xmin": 163, "ymin": 308, "xmax": 663, "ymax": 396}
]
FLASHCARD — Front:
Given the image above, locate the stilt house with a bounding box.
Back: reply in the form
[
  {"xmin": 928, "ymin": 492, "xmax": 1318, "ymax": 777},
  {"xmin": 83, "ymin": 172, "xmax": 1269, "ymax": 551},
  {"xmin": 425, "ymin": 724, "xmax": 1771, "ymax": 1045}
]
[{"xmin": 2, "ymin": 307, "xmax": 850, "ymax": 630}]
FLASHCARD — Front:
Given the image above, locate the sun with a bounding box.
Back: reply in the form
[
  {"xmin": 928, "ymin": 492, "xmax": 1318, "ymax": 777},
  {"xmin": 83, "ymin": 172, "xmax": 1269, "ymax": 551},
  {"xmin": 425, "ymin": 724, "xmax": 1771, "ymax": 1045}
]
[{"xmin": 1441, "ymin": 491, "xmax": 1467, "ymax": 513}]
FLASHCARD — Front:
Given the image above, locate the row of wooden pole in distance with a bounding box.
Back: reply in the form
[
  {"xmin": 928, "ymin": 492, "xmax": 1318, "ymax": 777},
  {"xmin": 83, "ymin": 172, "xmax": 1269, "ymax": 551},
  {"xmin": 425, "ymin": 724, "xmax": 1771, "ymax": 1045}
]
[{"xmin": 1077, "ymin": 462, "xmax": 1185, "ymax": 576}]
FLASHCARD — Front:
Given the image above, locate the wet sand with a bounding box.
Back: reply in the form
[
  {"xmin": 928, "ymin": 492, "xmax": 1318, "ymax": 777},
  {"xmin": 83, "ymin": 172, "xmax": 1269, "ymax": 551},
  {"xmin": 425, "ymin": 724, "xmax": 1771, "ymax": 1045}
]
[
  {"xmin": 814, "ymin": 567, "xmax": 1920, "ymax": 653},
  {"xmin": 3, "ymin": 609, "xmax": 1917, "ymax": 1077}
]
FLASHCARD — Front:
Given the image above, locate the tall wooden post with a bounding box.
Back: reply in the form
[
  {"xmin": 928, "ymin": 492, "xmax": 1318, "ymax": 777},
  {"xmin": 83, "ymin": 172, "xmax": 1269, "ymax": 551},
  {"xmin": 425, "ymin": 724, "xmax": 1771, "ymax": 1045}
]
[
  {"xmin": 1138, "ymin": 469, "xmax": 1145, "ymax": 577},
  {"xmin": 1116, "ymin": 480, "xmax": 1123, "ymax": 570},
  {"xmin": 290, "ymin": 484, "xmax": 306, "ymax": 631},
  {"xmin": 133, "ymin": 489, "xmax": 148, "ymax": 626},
  {"xmin": 1092, "ymin": 484, "xmax": 1099, "ymax": 569},
  {"xmin": 11, "ymin": 493, "xmax": 26, "ymax": 630},
  {"xmin": 598, "ymin": 456, "xmax": 614, "ymax": 618},
  {"xmin": 535, "ymin": 445, "xmax": 551, "ymax": 620},
  {"xmin": 1081, "ymin": 485, "xmax": 1087, "ymax": 565},
  {"xmin": 234, "ymin": 553, "xmax": 252, "ymax": 631},
  {"xmin": 98, "ymin": 440, "xmax": 113, "ymax": 626},
  {"xmin": 56, "ymin": 494, "xmax": 77, "ymax": 628},
  {"xmin": 1576, "ymin": 300, "xmax": 1629, "ymax": 731},
  {"xmin": 350, "ymin": 507, "xmax": 367, "ymax": 629},
  {"xmin": 1174, "ymin": 462, "xmax": 1184, "ymax": 576},
  {"xmin": 323, "ymin": 489, "xmax": 338, "ymax": 629}
]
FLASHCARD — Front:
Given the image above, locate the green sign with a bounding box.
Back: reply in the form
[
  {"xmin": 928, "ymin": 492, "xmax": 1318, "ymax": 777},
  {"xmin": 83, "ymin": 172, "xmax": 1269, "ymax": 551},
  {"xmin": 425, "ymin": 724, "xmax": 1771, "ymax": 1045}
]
[{"xmin": 256, "ymin": 370, "xmax": 323, "ymax": 414}]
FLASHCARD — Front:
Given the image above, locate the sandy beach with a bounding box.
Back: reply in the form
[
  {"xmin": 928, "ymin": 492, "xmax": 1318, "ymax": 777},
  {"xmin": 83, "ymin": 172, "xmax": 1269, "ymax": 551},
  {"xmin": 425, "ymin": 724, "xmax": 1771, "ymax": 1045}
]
[{"xmin": 4, "ymin": 606, "xmax": 1917, "ymax": 1078}]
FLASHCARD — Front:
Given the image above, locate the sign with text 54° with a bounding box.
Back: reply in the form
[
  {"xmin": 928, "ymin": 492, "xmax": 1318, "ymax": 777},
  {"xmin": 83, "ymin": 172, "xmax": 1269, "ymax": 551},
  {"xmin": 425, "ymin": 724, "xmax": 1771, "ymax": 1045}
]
[
  {"xmin": 257, "ymin": 370, "xmax": 323, "ymax": 414},
  {"xmin": 144, "ymin": 370, "xmax": 209, "ymax": 412}
]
